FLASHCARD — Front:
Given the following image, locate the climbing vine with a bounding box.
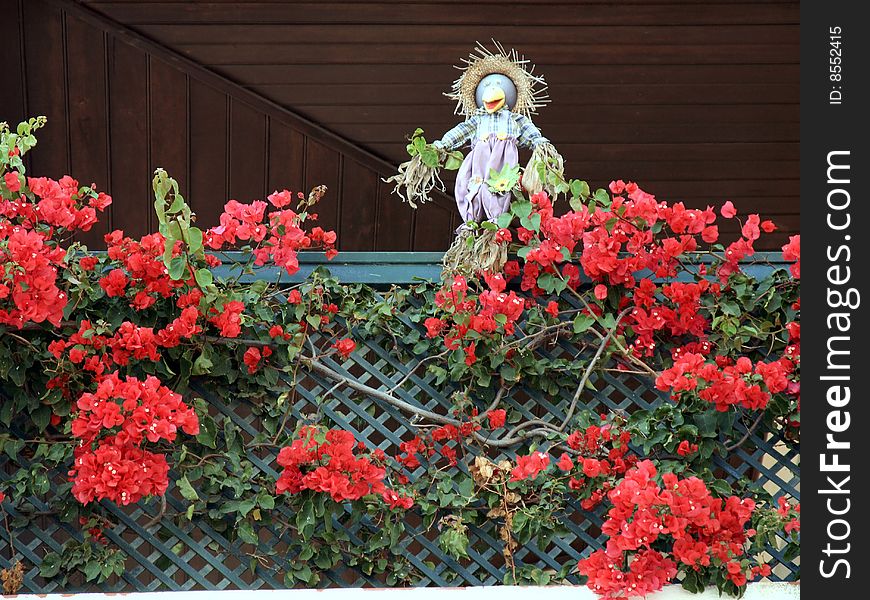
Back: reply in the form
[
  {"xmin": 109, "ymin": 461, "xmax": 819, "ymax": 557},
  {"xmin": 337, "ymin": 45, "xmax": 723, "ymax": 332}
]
[{"xmin": 0, "ymin": 119, "xmax": 799, "ymax": 597}]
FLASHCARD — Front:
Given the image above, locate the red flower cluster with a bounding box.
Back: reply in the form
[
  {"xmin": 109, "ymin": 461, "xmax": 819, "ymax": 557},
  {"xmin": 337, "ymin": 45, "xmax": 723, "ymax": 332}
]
[
  {"xmin": 205, "ymin": 190, "xmax": 337, "ymax": 275},
  {"xmin": 510, "ymin": 451, "xmax": 551, "ymax": 481},
  {"xmin": 102, "ymin": 231, "xmax": 185, "ymax": 309},
  {"xmin": 776, "ymin": 496, "xmax": 801, "ymax": 534},
  {"xmin": 276, "ymin": 426, "xmax": 412, "ymax": 509},
  {"xmin": 578, "ymin": 460, "xmax": 759, "ymax": 598},
  {"xmin": 26, "ymin": 175, "xmax": 110, "ymax": 231},
  {"xmin": 656, "ymin": 353, "xmax": 796, "ymax": 412},
  {"xmin": 2, "ymin": 170, "xmax": 110, "ymax": 327},
  {"xmin": 0, "ymin": 226, "xmax": 67, "ymax": 327},
  {"xmin": 781, "ymin": 235, "xmax": 800, "ymax": 280},
  {"xmin": 243, "ymin": 346, "xmax": 273, "ymax": 374},
  {"xmin": 425, "ymin": 271, "xmax": 532, "ymax": 361},
  {"xmin": 564, "ymin": 422, "xmax": 636, "ymax": 509},
  {"xmin": 48, "ymin": 313, "xmax": 204, "ymax": 378},
  {"xmin": 332, "ymin": 338, "xmax": 356, "ymax": 358},
  {"xmin": 69, "ymin": 372, "xmax": 199, "ymax": 505},
  {"xmin": 396, "ymin": 420, "xmax": 481, "ymax": 469}
]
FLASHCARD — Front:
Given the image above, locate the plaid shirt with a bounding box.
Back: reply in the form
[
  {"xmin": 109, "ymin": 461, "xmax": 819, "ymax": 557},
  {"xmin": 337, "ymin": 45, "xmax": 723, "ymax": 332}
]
[{"xmin": 434, "ymin": 109, "xmax": 549, "ymax": 151}]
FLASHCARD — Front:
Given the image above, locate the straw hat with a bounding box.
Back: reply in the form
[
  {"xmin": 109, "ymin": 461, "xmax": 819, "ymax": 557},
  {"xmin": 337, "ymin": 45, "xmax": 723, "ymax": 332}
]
[{"xmin": 446, "ymin": 40, "xmax": 550, "ymax": 118}]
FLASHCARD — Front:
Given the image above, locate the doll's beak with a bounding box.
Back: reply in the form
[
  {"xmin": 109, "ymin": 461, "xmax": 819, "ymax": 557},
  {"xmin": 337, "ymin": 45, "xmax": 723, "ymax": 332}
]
[{"xmin": 482, "ymin": 87, "xmax": 506, "ymax": 113}]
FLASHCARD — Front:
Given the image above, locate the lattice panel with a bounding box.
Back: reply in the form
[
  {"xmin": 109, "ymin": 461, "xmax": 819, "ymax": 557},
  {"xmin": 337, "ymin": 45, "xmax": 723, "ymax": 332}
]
[{"xmin": 0, "ymin": 292, "xmax": 800, "ymax": 592}]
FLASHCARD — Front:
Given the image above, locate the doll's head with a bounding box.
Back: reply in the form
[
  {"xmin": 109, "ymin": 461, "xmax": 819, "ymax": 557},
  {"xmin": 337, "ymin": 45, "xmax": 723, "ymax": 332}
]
[
  {"xmin": 448, "ymin": 42, "xmax": 549, "ymax": 118},
  {"xmin": 475, "ymin": 73, "xmax": 518, "ymax": 113}
]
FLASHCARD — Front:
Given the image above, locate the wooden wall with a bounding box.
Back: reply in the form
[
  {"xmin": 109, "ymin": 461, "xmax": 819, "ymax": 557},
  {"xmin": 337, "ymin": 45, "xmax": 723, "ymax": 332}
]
[
  {"xmin": 0, "ymin": 0, "xmax": 456, "ymax": 251},
  {"xmin": 2, "ymin": 0, "xmax": 799, "ymax": 250}
]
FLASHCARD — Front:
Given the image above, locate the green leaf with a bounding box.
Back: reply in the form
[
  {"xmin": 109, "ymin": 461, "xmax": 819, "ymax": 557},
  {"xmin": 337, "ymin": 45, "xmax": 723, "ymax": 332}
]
[
  {"xmin": 512, "ymin": 200, "xmax": 533, "ymax": 220},
  {"xmin": 167, "ymin": 256, "xmax": 188, "ymax": 280},
  {"xmin": 194, "ymin": 267, "xmax": 213, "ymax": 288},
  {"xmin": 192, "ymin": 351, "xmax": 214, "ymax": 375},
  {"xmin": 496, "ymin": 211, "xmax": 513, "ymax": 229},
  {"xmin": 39, "ymin": 552, "xmax": 61, "ymax": 578},
  {"xmin": 238, "ymin": 521, "xmax": 259, "ymax": 545},
  {"xmin": 593, "ymin": 188, "xmax": 610, "ymax": 205},
  {"xmin": 438, "ymin": 527, "xmax": 469, "ymax": 560},
  {"xmin": 187, "ymin": 226, "xmax": 204, "ymax": 255},
  {"xmin": 177, "ymin": 475, "xmax": 200, "ymax": 501},
  {"xmin": 444, "ymin": 151, "xmax": 464, "ymax": 170},
  {"xmin": 83, "ymin": 560, "xmax": 102, "ymax": 582},
  {"xmin": 197, "ymin": 417, "xmax": 217, "ymax": 449},
  {"xmin": 421, "ymin": 148, "xmax": 440, "ymax": 168},
  {"xmin": 573, "ymin": 314, "xmax": 595, "ymax": 334},
  {"xmin": 569, "ymin": 179, "xmax": 590, "ymax": 200}
]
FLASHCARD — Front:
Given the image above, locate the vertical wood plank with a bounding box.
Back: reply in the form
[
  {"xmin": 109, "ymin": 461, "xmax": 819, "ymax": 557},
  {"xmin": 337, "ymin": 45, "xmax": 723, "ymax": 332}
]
[
  {"xmin": 66, "ymin": 13, "xmax": 110, "ymax": 248},
  {"xmin": 149, "ymin": 57, "xmax": 189, "ymax": 202},
  {"xmin": 339, "ymin": 160, "xmax": 378, "ymax": 251},
  {"xmin": 267, "ymin": 120, "xmax": 305, "ymax": 194},
  {"xmin": 107, "ymin": 35, "xmax": 149, "ymax": 238},
  {"xmin": 0, "ymin": 0, "xmax": 26, "ymax": 126},
  {"xmin": 22, "ymin": 0, "xmax": 68, "ymax": 178},
  {"xmin": 304, "ymin": 138, "xmax": 340, "ymax": 236},
  {"xmin": 188, "ymin": 79, "xmax": 227, "ymax": 229},
  {"xmin": 228, "ymin": 98, "xmax": 267, "ymax": 201},
  {"xmin": 412, "ymin": 201, "xmax": 453, "ymax": 252},
  {"xmin": 374, "ymin": 180, "xmax": 414, "ymax": 251}
]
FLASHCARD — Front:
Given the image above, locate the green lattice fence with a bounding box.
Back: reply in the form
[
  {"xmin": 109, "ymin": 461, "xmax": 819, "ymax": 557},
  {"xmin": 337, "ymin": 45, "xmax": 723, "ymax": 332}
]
[{"xmin": 0, "ymin": 253, "xmax": 799, "ymax": 592}]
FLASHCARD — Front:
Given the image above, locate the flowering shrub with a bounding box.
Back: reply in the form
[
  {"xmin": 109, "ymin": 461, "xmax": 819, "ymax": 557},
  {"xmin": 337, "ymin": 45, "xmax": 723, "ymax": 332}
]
[
  {"xmin": 577, "ymin": 460, "xmax": 798, "ymax": 598},
  {"xmin": 0, "ymin": 119, "xmax": 799, "ymax": 595}
]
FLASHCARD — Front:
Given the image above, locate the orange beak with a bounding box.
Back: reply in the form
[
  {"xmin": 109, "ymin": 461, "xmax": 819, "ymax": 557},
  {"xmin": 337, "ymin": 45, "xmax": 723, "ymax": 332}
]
[{"xmin": 482, "ymin": 87, "xmax": 506, "ymax": 113}]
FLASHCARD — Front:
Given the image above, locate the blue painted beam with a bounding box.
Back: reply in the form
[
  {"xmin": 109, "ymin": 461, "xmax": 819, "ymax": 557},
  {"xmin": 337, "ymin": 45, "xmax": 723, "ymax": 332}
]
[{"xmin": 209, "ymin": 251, "xmax": 790, "ymax": 286}]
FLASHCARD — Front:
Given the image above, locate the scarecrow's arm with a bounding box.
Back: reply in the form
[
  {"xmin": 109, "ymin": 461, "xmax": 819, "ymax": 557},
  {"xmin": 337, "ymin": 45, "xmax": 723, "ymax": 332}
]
[
  {"xmin": 515, "ymin": 114, "xmax": 565, "ymax": 196},
  {"xmin": 433, "ymin": 117, "xmax": 478, "ymax": 151},
  {"xmin": 514, "ymin": 114, "xmax": 549, "ymax": 148}
]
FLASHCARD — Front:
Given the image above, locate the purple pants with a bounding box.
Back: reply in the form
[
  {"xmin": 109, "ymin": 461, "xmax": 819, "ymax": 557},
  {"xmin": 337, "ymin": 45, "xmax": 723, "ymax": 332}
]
[{"xmin": 454, "ymin": 135, "xmax": 518, "ymax": 228}]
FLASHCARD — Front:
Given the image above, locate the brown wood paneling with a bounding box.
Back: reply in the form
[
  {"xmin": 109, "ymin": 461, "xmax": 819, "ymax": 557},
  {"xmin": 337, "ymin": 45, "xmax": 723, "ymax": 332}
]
[
  {"xmin": 66, "ymin": 12, "xmax": 110, "ymax": 247},
  {"xmin": 147, "ymin": 23, "xmax": 800, "ymax": 47},
  {"xmin": 339, "ymin": 159, "xmax": 378, "ymax": 251},
  {"xmin": 375, "ymin": 180, "xmax": 414, "ymax": 251},
  {"xmin": 107, "ymin": 36, "xmax": 150, "ymax": 234},
  {"xmin": 267, "ymin": 120, "xmax": 305, "ymax": 196},
  {"xmin": 22, "ymin": 0, "xmax": 68, "ymax": 179},
  {"xmin": 228, "ymin": 98, "xmax": 267, "ymax": 201},
  {"xmin": 221, "ymin": 63, "xmax": 800, "ymax": 86},
  {"xmin": 413, "ymin": 201, "xmax": 454, "ymax": 252},
  {"xmin": 0, "ymin": 0, "xmax": 26, "ymax": 127},
  {"xmin": 83, "ymin": 3, "xmax": 800, "ymax": 27},
  {"xmin": 304, "ymin": 139, "xmax": 342, "ymax": 236},
  {"xmin": 4, "ymin": 0, "xmax": 799, "ymax": 252},
  {"xmin": 180, "ymin": 44, "xmax": 798, "ymax": 66},
  {"xmin": 149, "ymin": 57, "xmax": 189, "ymax": 200},
  {"xmin": 188, "ymin": 79, "xmax": 228, "ymax": 227},
  {"xmin": 296, "ymin": 104, "xmax": 800, "ymax": 125}
]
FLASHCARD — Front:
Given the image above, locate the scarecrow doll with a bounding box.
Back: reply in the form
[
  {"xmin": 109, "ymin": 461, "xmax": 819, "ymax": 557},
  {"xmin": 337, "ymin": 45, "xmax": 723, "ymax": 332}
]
[{"xmin": 387, "ymin": 41, "xmax": 564, "ymax": 273}]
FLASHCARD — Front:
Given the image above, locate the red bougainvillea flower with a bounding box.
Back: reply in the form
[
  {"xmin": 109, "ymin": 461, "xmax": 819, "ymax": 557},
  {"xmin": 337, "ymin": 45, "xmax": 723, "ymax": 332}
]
[
  {"xmin": 486, "ymin": 409, "xmax": 506, "ymax": 429},
  {"xmin": 276, "ymin": 426, "xmax": 411, "ymax": 509},
  {"xmin": 782, "ymin": 235, "xmax": 800, "ymax": 279},
  {"xmin": 510, "ymin": 452, "xmax": 550, "ymax": 482},
  {"xmin": 333, "ymin": 338, "xmax": 356, "ymax": 358},
  {"xmin": 676, "ymin": 440, "xmax": 699, "ymax": 456},
  {"xmin": 3, "ymin": 172, "xmax": 21, "ymax": 192},
  {"xmin": 68, "ymin": 373, "xmax": 199, "ymax": 506},
  {"xmin": 243, "ymin": 346, "xmax": 273, "ymax": 374},
  {"xmin": 578, "ymin": 460, "xmax": 758, "ymax": 598},
  {"xmin": 209, "ymin": 300, "xmax": 245, "ymax": 338}
]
